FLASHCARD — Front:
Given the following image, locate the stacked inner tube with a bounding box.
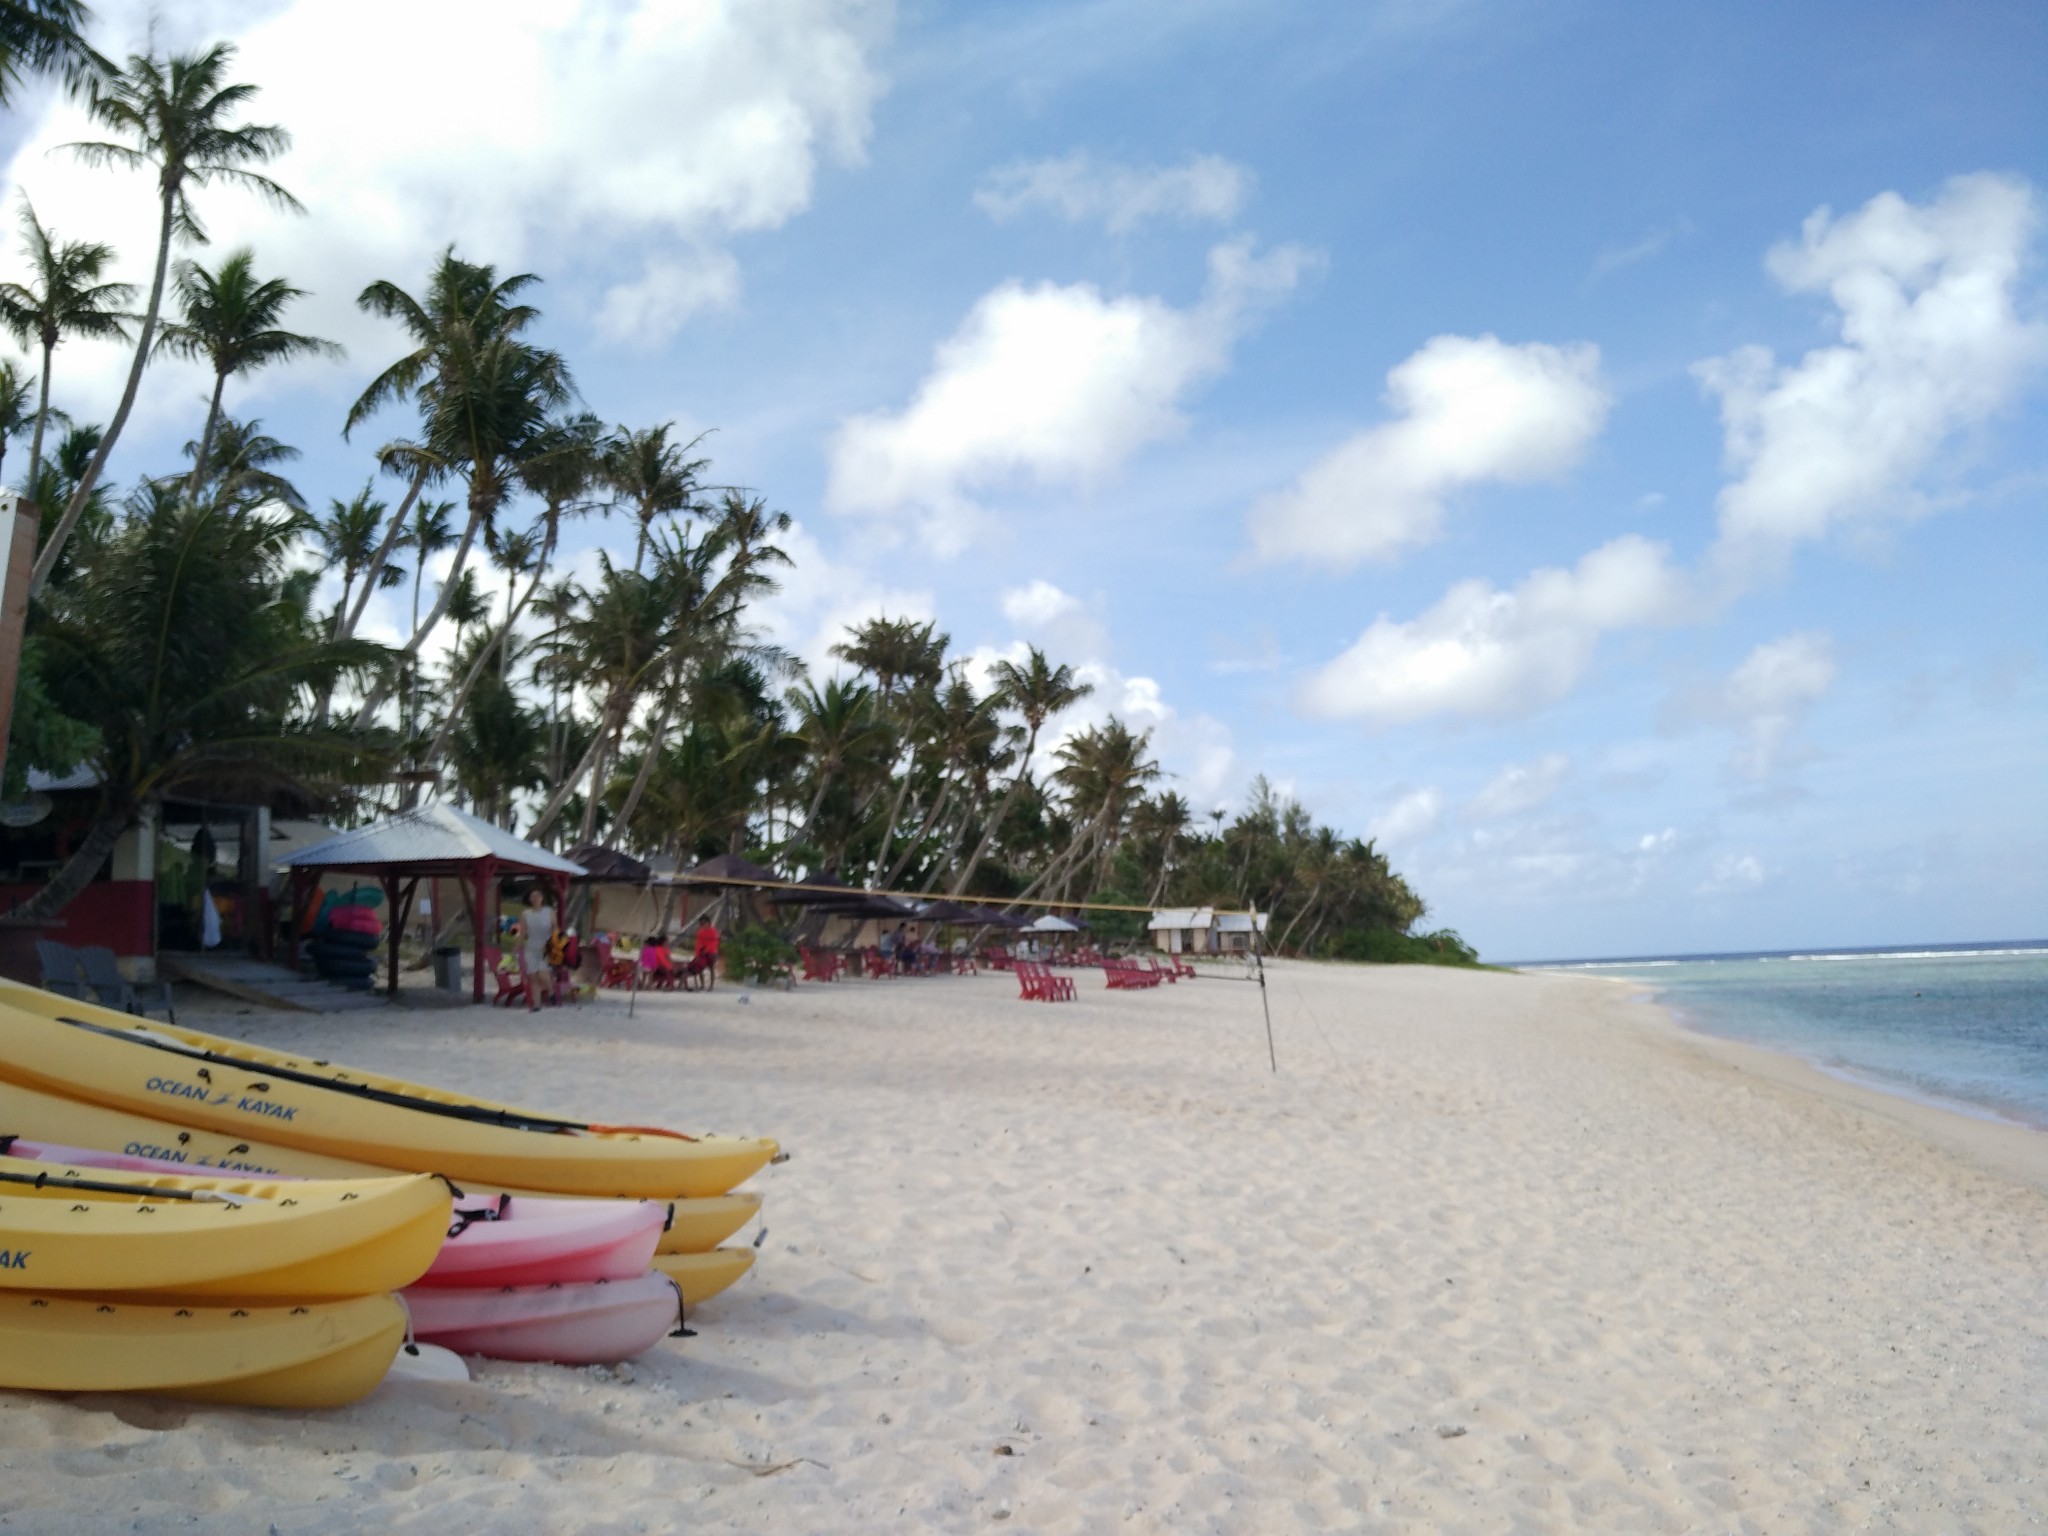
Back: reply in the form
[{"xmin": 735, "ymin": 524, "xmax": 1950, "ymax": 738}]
[{"xmin": 312, "ymin": 899, "xmax": 382, "ymax": 990}]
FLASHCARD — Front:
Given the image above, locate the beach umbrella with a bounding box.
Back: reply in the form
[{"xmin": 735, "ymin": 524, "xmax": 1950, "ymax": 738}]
[{"xmin": 1028, "ymin": 914, "xmax": 1080, "ymax": 933}]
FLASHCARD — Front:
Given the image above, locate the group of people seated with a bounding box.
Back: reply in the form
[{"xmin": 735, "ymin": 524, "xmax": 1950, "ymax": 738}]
[
  {"xmin": 879, "ymin": 921, "xmax": 969, "ymax": 975},
  {"xmin": 631, "ymin": 917, "xmax": 721, "ymax": 991}
]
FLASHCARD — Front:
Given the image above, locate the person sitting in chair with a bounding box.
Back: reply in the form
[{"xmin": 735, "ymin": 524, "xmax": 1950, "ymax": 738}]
[
  {"xmin": 685, "ymin": 917, "xmax": 720, "ymax": 991},
  {"xmin": 639, "ymin": 933, "xmax": 677, "ymax": 987}
]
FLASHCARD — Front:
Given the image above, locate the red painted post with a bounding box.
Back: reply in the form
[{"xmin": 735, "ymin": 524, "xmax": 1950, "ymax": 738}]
[
  {"xmin": 382, "ymin": 872, "xmax": 401, "ymax": 998},
  {"xmin": 471, "ymin": 857, "xmax": 495, "ymax": 1003}
]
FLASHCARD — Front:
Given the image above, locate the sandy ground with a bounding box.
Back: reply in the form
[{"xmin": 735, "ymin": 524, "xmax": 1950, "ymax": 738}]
[{"xmin": 3, "ymin": 959, "xmax": 2046, "ymax": 1535}]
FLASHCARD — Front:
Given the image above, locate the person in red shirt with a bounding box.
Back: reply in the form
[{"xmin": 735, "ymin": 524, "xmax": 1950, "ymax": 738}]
[{"xmin": 686, "ymin": 917, "xmax": 720, "ymax": 991}]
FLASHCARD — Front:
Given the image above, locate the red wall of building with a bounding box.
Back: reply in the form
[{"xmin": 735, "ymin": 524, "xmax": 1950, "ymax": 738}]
[{"xmin": 0, "ymin": 880, "xmax": 153, "ymax": 956}]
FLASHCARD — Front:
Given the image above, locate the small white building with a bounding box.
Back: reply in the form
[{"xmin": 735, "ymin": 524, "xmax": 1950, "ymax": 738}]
[
  {"xmin": 1149, "ymin": 906, "xmax": 1270, "ymax": 955},
  {"xmin": 1148, "ymin": 907, "xmax": 1213, "ymax": 954},
  {"xmin": 1212, "ymin": 910, "xmax": 1270, "ymax": 954}
]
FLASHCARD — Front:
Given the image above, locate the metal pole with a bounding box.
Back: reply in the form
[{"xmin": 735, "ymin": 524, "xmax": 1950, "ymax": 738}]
[{"xmin": 1252, "ymin": 905, "xmax": 1276, "ymax": 1074}]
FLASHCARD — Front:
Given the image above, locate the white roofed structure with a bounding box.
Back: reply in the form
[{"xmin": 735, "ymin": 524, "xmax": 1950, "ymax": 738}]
[{"xmin": 280, "ymin": 803, "xmax": 585, "ymax": 1001}]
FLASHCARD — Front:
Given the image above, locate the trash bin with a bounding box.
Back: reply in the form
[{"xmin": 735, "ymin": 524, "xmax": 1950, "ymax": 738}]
[{"xmin": 432, "ymin": 946, "xmax": 465, "ymax": 993}]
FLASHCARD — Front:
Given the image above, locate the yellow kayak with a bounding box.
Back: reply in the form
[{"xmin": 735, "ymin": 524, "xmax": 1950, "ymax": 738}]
[
  {"xmin": 0, "ymin": 982, "xmax": 777, "ymax": 1198},
  {"xmin": 0, "ymin": 1290, "xmax": 405, "ymax": 1407},
  {"xmin": 0, "ymin": 1078, "xmax": 761, "ymax": 1255},
  {"xmin": 650, "ymin": 1245, "xmax": 756, "ymax": 1306},
  {"xmin": 0, "ymin": 1161, "xmax": 449, "ymax": 1303}
]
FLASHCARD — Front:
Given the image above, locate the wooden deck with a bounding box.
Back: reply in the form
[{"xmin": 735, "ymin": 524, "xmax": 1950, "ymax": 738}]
[{"xmin": 157, "ymin": 953, "xmax": 391, "ymax": 1014}]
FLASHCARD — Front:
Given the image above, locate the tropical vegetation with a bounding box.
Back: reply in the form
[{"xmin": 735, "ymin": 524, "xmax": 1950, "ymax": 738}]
[{"xmin": 0, "ymin": 19, "xmax": 1452, "ymax": 964}]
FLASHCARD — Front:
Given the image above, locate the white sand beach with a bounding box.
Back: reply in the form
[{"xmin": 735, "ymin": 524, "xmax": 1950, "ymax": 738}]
[{"xmin": 4, "ymin": 960, "xmax": 2045, "ymax": 1534}]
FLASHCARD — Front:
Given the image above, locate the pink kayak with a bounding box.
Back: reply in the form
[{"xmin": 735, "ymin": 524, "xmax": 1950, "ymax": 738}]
[
  {"xmin": 1, "ymin": 1137, "xmax": 663, "ymax": 1288},
  {"xmin": 421, "ymin": 1194, "xmax": 663, "ymax": 1287},
  {"xmin": 402, "ymin": 1273, "xmax": 683, "ymax": 1363}
]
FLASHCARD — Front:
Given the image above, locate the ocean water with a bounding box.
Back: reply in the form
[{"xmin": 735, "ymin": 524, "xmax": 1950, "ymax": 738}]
[{"xmin": 1525, "ymin": 942, "xmax": 2048, "ymax": 1129}]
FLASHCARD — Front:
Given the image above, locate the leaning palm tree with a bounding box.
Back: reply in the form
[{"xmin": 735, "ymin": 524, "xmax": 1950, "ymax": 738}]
[
  {"xmin": 341, "ymin": 249, "xmax": 575, "ymax": 726},
  {"xmin": 11, "ymin": 494, "xmax": 388, "ymax": 923},
  {"xmin": 786, "ymin": 676, "xmax": 887, "ymax": 854},
  {"xmin": 314, "ymin": 485, "xmax": 389, "ymax": 626},
  {"xmin": 30, "ymin": 42, "xmax": 301, "ymax": 596},
  {"xmin": 605, "ymin": 421, "xmax": 708, "ymax": 572},
  {"xmin": 155, "ymin": 246, "xmax": 340, "ymax": 493},
  {"xmin": 185, "ymin": 413, "xmax": 303, "ymax": 513},
  {"xmin": 0, "ymin": 0, "xmax": 107, "ymax": 105},
  {"xmin": 0, "ymin": 199, "xmax": 132, "ymax": 490},
  {"xmin": 950, "ymin": 646, "xmax": 1092, "ymax": 895},
  {"xmin": 0, "ymin": 357, "xmax": 34, "ymax": 477}
]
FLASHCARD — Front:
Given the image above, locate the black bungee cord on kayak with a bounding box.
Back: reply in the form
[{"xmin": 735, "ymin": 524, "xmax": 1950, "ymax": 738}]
[
  {"xmin": 0, "ymin": 1164, "xmax": 224, "ymax": 1202},
  {"xmin": 54, "ymin": 1015, "xmax": 598, "ymax": 1135}
]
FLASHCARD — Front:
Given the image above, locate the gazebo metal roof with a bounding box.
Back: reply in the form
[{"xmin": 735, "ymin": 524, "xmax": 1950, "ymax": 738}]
[{"xmin": 281, "ymin": 803, "xmax": 585, "ymax": 877}]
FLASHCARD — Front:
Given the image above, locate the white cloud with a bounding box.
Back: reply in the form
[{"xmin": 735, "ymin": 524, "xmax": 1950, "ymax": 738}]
[
  {"xmin": 998, "ymin": 578, "xmax": 1110, "ymax": 660},
  {"xmin": 1589, "ymin": 217, "xmax": 1693, "ymax": 281},
  {"xmin": 750, "ymin": 520, "xmax": 936, "ymax": 681},
  {"xmin": 1717, "ymin": 631, "xmax": 1837, "ymax": 779},
  {"xmin": 973, "ymin": 151, "xmax": 1252, "ymax": 233},
  {"xmin": 1699, "ymin": 173, "xmax": 2046, "ymax": 581},
  {"xmin": 964, "ymin": 578, "xmax": 1239, "ymax": 807},
  {"xmin": 0, "ymin": 0, "xmax": 889, "ymax": 423},
  {"xmin": 1370, "ymin": 787, "xmax": 1444, "ymax": 846},
  {"xmin": 1249, "ymin": 334, "xmax": 1610, "ymax": 567},
  {"xmin": 1466, "ymin": 753, "xmax": 1571, "ymax": 820},
  {"xmin": 1698, "ymin": 853, "xmax": 1766, "ymax": 895},
  {"xmin": 826, "ymin": 236, "xmax": 1318, "ymax": 549},
  {"xmin": 1299, "ymin": 534, "xmax": 1686, "ymax": 724}
]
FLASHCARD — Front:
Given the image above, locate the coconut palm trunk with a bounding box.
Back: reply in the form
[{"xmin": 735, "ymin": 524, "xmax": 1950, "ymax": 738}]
[
  {"xmin": 27, "ymin": 180, "xmax": 171, "ymax": 597},
  {"xmin": 26, "ymin": 336, "xmax": 55, "ymax": 490},
  {"xmin": 350, "ymin": 488, "xmax": 486, "ymax": 729},
  {"xmin": 334, "ymin": 465, "xmax": 426, "ymax": 640}
]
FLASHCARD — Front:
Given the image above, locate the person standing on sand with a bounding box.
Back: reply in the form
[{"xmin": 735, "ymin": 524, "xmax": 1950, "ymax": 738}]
[
  {"xmin": 688, "ymin": 916, "xmax": 719, "ymax": 991},
  {"xmin": 515, "ymin": 887, "xmax": 555, "ymax": 1013}
]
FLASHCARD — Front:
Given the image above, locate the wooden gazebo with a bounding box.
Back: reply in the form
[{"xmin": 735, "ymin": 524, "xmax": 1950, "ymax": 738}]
[{"xmin": 281, "ymin": 804, "xmax": 586, "ymax": 1002}]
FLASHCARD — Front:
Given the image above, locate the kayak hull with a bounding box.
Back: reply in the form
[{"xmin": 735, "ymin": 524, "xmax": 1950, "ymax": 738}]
[
  {"xmin": 0, "ymin": 1162, "xmax": 450, "ymax": 1302},
  {"xmin": 0, "ymin": 982, "xmax": 776, "ymax": 1197},
  {"xmin": 0, "ymin": 1291, "xmax": 405, "ymax": 1408},
  {"xmin": 0, "ymin": 1089, "xmax": 763, "ymax": 1254},
  {"xmin": 404, "ymin": 1273, "xmax": 680, "ymax": 1364}
]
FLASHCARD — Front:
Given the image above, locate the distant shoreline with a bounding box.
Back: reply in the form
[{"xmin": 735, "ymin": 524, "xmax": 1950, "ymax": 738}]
[{"xmin": 1507, "ymin": 937, "xmax": 2048, "ymax": 969}]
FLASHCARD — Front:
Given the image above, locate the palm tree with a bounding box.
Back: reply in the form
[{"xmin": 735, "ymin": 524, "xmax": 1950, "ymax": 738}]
[
  {"xmin": 524, "ymin": 554, "xmax": 676, "ymax": 843},
  {"xmin": 11, "ymin": 493, "xmax": 386, "ymax": 922},
  {"xmin": 884, "ymin": 669, "xmax": 1003, "ymax": 888},
  {"xmin": 1009, "ymin": 719, "xmax": 1158, "ymax": 906},
  {"xmin": 605, "ymin": 421, "xmax": 708, "ymax": 572},
  {"xmin": 0, "ymin": 199, "xmax": 132, "ymax": 491},
  {"xmin": 0, "ymin": 357, "xmax": 34, "ymax": 477},
  {"xmin": 21, "ymin": 420, "xmax": 104, "ymax": 584},
  {"xmin": 182, "ymin": 414, "xmax": 302, "ymax": 512},
  {"xmin": 154, "ymin": 246, "xmax": 339, "ymax": 494},
  {"xmin": 314, "ymin": 486, "xmax": 394, "ymax": 625},
  {"xmin": 32, "ymin": 42, "xmax": 301, "ymax": 596},
  {"xmin": 410, "ymin": 413, "xmax": 606, "ymax": 780},
  {"xmin": 342, "ymin": 249, "xmax": 575, "ymax": 725},
  {"xmin": 951, "ymin": 646, "xmax": 1092, "ymax": 895},
  {"xmin": 786, "ymin": 677, "xmax": 885, "ymax": 851},
  {"xmin": 0, "ymin": 0, "xmax": 107, "ymax": 105},
  {"xmin": 832, "ymin": 615, "xmax": 948, "ymax": 876}
]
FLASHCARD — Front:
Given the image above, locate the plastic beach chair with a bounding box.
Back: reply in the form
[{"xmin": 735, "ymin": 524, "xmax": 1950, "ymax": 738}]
[
  {"xmin": 76, "ymin": 944, "xmax": 176, "ymax": 1022},
  {"xmin": 35, "ymin": 939, "xmax": 88, "ymax": 1002}
]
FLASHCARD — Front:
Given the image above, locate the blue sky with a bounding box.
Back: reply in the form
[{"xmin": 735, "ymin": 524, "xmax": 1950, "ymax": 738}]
[{"xmin": 3, "ymin": 0, "xmax": 2043, "ymax": 960}]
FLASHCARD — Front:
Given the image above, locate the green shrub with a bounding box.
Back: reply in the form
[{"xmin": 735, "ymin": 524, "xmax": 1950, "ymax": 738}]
[
  {"xmin": 722, "ymin": 926, "xmax": 797, "ymax": 985},
  {"xmin": 1320, "ymin": 927, "xmax": 1480, "ymax": 967}
]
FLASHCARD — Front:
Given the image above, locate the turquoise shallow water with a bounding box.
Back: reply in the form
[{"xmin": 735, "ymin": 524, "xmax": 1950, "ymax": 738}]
[{"xmin": 1524, "ymin": 943, "xmax": 2048, "ymax": 1129}]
